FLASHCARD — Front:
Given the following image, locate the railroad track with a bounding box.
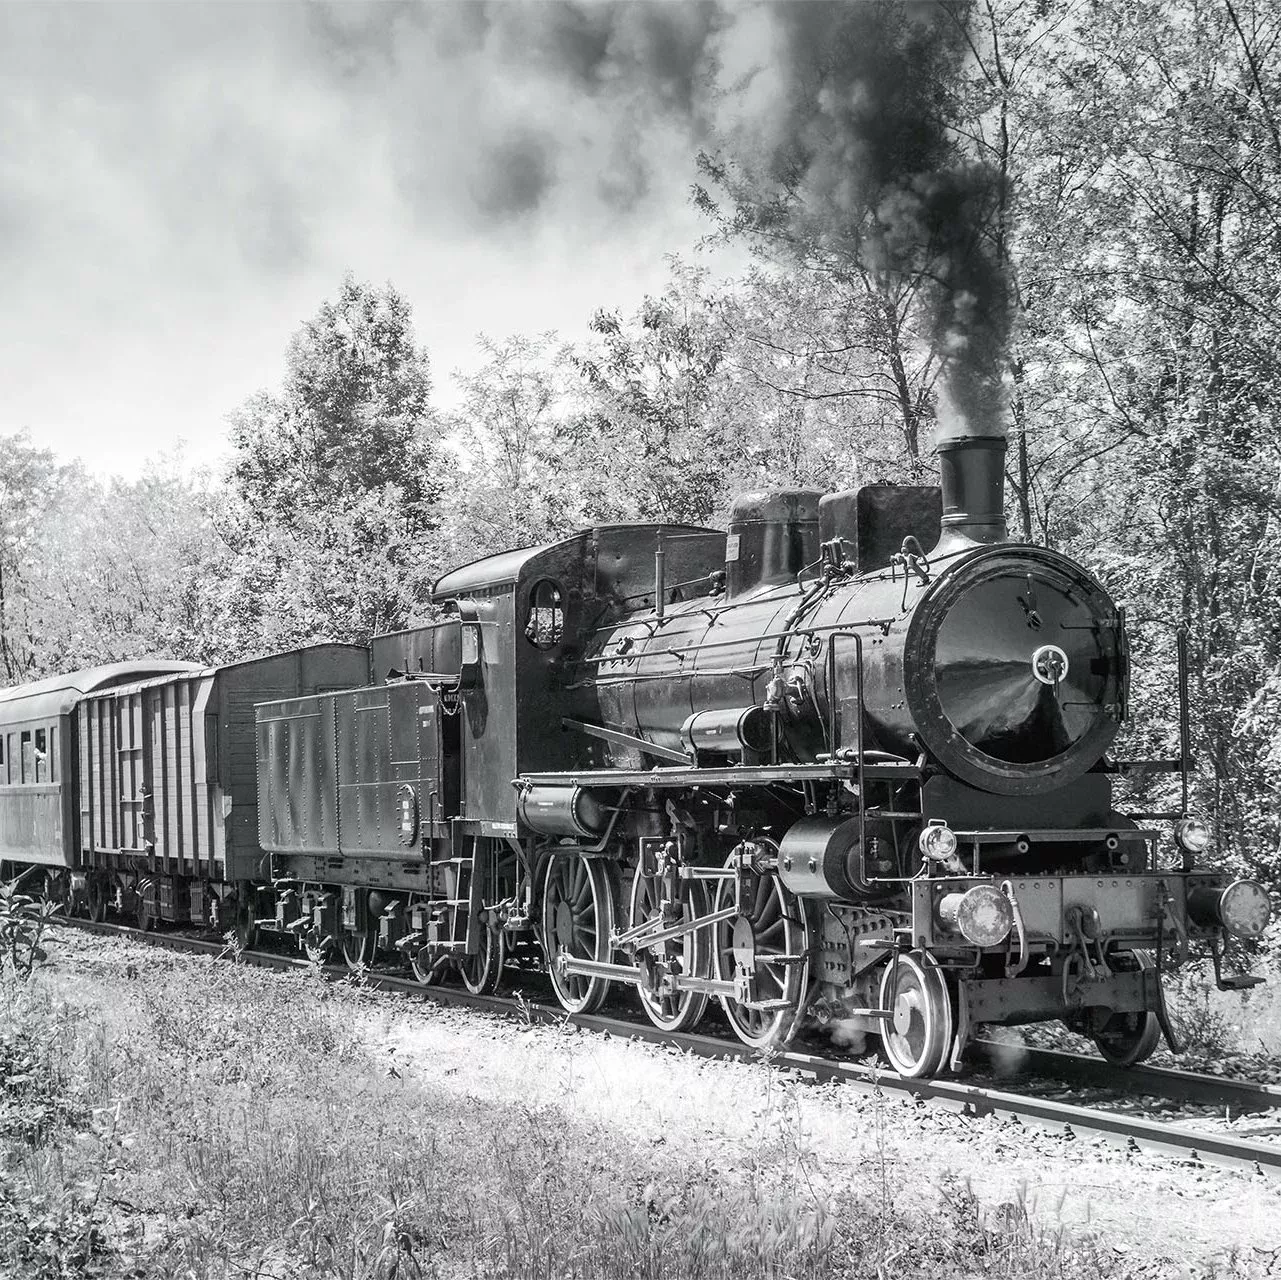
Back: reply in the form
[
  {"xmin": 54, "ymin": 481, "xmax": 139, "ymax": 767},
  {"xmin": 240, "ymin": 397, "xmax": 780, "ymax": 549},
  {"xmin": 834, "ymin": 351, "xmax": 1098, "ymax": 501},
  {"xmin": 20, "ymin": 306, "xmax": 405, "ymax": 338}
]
[{"xmin": 55, "ymin": 918, "xmax": 1281, "ymax": 1177}]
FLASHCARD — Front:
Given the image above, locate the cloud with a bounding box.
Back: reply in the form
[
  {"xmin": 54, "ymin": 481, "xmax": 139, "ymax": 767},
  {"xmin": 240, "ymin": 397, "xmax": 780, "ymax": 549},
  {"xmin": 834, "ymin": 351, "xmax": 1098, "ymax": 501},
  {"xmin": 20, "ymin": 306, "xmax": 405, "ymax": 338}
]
[{"xmin": 0, "ymin": 2, "xmax": 759, "ymax": 476}]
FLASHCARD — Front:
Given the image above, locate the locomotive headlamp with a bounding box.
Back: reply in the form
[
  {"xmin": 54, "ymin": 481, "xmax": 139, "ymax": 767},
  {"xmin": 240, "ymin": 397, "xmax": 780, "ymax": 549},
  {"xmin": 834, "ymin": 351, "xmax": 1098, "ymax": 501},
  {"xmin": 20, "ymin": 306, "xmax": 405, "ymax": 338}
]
[
  {"xmin": 1218, "ymin": 880, "xmax": 1272, "ymax": 939},
  {"xmin": 919, "ymin": 822, "xmax": 958, "ymax": 862},
  {"xmin": 1188, "ymin": 878, "xmax": 1272, "ymax": 938},
  {"xmin": 937, "ymin": 885, "xmax": 1014, "ymax": 948},
  {"xmin": 1175, "ymin": 816, "xmax": 1212, "ymax": 855}
]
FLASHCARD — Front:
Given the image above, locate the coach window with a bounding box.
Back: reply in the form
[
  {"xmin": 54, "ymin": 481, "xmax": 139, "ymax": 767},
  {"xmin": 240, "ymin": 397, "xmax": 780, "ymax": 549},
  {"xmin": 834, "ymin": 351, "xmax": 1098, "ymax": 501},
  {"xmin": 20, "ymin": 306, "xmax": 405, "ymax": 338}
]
[
  {"xmin": 34, "ymin": 727, "xmax": 51, "ymax": 782},
  {"xmin": 4, "ymin": 735, "xmax": 12, "ymax": 785},
  {"xmin": 0, "ymin": 735, "xmax": 5, "ymax": 785},
  {"xmin": 524, "ymin": 579, "xmax": 564, "ymax": 650},
  {"xmin": 20, "ymin": 731, "xmax": 32, "ymax": 783}
]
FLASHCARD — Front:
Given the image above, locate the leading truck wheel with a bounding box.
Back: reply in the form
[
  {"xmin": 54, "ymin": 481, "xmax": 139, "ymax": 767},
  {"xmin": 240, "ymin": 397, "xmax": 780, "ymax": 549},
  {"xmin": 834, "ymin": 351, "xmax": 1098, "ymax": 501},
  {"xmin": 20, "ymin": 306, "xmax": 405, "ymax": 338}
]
[
  {"xmin": 1094, "ymin": 1010, "xmax": 1161, "ymax": 1067},
  {"xmin": 541, "ymin": 852, "xmax": 614, "ymax": 1015},
  {"xmin": 880, "ymin": 951, "xmax": 953, "ymax": 1079},
  {"xmin": 1092, "ymin": 951, "xmax": 1161, "ymax": 1067}
]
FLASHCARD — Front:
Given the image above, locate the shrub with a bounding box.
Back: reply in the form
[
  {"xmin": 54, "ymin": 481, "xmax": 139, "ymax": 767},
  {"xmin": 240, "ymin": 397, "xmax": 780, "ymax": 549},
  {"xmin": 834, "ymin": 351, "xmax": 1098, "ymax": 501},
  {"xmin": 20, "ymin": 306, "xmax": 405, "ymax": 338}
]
[{"xmin": 0, "ymin": 871, "xmax": 56, "ymax": 978}]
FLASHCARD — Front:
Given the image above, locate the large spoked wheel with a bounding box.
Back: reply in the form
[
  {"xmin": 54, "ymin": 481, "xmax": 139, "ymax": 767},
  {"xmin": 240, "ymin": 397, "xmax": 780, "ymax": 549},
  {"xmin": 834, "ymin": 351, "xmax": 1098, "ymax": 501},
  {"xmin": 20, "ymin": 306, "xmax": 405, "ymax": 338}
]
[
  {"xmin": 713, "ymin": 856, "xmax": 809, "ymax": 1050},
  {"xmin": 541, "ymin": 852, "xmax": 615, "ymax": 1015},
  {"xmin": 629, "ymin": 861, "xmax": 710, "ymax": 1033},
  {"xmin": 459, "ymin": 921, "xmax": 506, "ymax": 996},
  {"xmin": 1093, "ymin": 951, "xmax": 1161, "ymax": 1067},
  {"xmin": 879, "ymin": 951, "xmax": 954, "ymax": 1079}
]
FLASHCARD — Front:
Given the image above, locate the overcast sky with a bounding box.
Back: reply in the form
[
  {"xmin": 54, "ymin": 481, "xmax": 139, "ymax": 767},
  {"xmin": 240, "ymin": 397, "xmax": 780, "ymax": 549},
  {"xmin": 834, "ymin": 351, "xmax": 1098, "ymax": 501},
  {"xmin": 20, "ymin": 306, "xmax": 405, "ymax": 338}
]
[{"xmin": 0, "ymin": 2, "xmax": 761, "ymax": 480}]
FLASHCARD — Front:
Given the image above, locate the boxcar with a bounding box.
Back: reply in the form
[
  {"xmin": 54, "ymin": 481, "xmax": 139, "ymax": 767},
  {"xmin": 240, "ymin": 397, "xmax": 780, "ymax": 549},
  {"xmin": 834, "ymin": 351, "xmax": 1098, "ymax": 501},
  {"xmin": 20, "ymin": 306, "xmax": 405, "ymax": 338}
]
[{"xmin": 77, "ymin": 644, "xmax": 369, "ymax": 928}]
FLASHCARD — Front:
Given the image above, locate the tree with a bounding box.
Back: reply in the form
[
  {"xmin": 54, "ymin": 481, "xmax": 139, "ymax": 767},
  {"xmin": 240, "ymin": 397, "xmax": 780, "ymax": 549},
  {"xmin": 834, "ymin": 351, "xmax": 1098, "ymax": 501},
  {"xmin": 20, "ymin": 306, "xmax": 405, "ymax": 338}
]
[
  {"xmin": 221, "ymin": 276, "xmax": 446, "ymax": 651},
  {"xmin": 0, "ymin": 433, "xmax": 78, "ymax": 684},
  {"xmin": 228, "ymin": 274, "xmax": 440, "ymax": 528},
  {"xmin": 443, "ymin": 333, "xmax": 580, "ymax": 556},
  {"xmin": 978, "ymin": 0, "xmax": 1281, "ymax": 876},
  {"xmin": 568, "ymin": 261, "xmax": 733, "ymax": 524}
]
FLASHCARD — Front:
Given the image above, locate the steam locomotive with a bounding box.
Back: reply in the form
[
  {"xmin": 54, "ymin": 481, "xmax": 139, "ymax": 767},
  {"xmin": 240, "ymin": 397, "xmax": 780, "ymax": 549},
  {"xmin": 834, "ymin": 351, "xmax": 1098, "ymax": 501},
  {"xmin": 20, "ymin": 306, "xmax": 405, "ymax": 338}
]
[{"xmin": 0, "ymin": 428, "xmax": 1269, "ymax": 1078}]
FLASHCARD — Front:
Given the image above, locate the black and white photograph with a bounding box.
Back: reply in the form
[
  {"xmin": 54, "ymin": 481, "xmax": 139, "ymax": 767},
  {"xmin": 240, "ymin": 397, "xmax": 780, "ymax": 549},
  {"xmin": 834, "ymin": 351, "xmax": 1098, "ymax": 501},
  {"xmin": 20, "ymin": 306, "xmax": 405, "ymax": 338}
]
[{"xmin": 2, "ymin": 2, "xmax": 1280, "ymax": 1276}]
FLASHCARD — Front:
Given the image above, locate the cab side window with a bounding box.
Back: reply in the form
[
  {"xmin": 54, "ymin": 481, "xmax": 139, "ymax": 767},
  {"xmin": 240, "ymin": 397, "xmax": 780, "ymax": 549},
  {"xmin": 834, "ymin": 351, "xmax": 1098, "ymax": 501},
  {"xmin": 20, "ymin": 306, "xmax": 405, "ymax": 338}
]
[{"xmin": 524, "ymin": 579, "xmax": 565, "ymax": 650}]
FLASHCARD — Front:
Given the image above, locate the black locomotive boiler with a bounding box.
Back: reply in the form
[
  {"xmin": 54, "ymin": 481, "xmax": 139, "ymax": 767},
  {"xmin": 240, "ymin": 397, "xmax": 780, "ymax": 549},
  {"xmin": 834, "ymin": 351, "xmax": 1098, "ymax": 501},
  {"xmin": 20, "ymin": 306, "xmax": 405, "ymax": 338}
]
[{"xmin": 0, "ymin": 423, "xmax": 1270, "ymax": 1080}]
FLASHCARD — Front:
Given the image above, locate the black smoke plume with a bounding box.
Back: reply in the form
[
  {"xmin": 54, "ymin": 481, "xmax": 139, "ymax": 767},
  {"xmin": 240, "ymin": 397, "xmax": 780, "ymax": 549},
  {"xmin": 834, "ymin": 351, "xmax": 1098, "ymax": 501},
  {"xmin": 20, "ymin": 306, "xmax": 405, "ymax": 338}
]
[
  {"xmin": 721, "ymin": 0, "xmax": 1012, "ymax": 440},
  {"xmin": 308, "ymin": 1, "xmax": 1011, "ymax": 435}
]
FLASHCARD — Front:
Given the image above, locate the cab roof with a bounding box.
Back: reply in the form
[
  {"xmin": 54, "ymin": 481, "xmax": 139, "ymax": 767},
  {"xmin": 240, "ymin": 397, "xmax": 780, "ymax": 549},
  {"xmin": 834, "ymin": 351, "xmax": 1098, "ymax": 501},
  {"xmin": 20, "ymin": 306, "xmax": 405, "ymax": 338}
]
[{"xmin": 432, "ymin": 522, "xmax": 724, "ymax": 601}]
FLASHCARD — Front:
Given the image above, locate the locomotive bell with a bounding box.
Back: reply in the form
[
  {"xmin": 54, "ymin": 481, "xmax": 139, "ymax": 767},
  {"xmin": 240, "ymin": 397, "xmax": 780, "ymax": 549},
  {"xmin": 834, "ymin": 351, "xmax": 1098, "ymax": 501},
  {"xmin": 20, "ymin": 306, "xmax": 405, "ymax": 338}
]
[{"xmin": 724, "ymin": 490, "xmax": 821, "ymax": 599}]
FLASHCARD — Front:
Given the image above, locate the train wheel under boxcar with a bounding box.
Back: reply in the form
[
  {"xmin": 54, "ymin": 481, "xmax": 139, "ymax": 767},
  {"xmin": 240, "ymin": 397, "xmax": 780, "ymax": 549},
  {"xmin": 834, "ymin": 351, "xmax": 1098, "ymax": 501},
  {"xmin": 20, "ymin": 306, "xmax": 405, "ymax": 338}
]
[
  {"xmin": 712, "ymin": 857, "xmax": 809, "ymax": 1050},
  {"xmin": 42, "ymin": 870, "xmax": 70, "ymax": 918},
  {"xmin": 84, "ymin": 874, "xmax": 107, "ymax": 924},
  {"xmin": 879, "ymin": 951, "xmax": 954, "ymax": 1079},
  {"xmin": 628, "ymin": 861, "xmax": 711, "ymax": 1033},
  {"xmin": 216, "ymin": 886, "xmax": 258, "ymax": 951},
  {"xmin": 541, "ymin": 852, "xmax": 615, "ymax": 1015},
  {"xmin": 135, "ymin": 881, "xmax": 156, "ymax": 933}
]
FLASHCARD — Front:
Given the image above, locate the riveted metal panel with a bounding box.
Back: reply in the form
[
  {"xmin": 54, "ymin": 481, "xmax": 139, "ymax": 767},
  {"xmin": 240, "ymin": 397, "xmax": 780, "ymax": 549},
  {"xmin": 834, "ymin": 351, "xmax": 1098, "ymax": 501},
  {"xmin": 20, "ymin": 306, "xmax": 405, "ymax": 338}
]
[
  {"xmin": 257, "ymin": 693, "xmax": 339, "ymax": 855},
  {"xmin": 336, "ymin": 687, "xmax": 395, "ymax": 852}
]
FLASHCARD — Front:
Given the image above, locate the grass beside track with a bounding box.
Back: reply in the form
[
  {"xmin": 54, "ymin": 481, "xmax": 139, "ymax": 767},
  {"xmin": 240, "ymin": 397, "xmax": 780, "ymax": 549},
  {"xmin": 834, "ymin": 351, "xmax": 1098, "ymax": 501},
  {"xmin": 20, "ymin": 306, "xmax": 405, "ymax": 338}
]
[{"xmin": 0, "ymin": 935, "xmax": 1126, "ymax": 1280}]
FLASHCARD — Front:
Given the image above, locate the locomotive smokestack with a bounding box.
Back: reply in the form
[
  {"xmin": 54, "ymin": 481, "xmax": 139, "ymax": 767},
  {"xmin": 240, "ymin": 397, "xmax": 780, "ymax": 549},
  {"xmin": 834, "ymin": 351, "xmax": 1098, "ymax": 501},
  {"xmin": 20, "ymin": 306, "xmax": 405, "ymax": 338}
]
[
  {"xmin": 710, "ymin": 4, "xmax": 1015, "ymax": 552},
  {"xmin": 934, "ymin": 368, "xmax": 1011, "ymax": 549}
]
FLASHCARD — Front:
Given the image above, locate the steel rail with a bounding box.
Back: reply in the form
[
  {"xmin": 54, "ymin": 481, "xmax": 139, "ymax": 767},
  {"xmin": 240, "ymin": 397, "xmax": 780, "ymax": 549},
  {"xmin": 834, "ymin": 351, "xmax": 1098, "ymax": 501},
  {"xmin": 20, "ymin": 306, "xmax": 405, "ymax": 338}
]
[{"xmin": 55, "ymin": 920, "xmax": 1281, "ymax": 1176}]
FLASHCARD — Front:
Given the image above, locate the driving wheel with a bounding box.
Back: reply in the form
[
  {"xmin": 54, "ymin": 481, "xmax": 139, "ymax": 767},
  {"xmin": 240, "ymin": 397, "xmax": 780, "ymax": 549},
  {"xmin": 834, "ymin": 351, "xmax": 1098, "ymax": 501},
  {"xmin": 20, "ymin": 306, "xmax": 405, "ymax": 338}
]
[
  {"xmin": 541, "ymin": 852, "xmax": 614, "ymax": 1015},
  {"xmin": 629, "ymin": 860, "xmax": 710, "ymax": 1032},
  {"xmin": 713, "ymin": 853, "xmax": 809, "ymax": 1050}
]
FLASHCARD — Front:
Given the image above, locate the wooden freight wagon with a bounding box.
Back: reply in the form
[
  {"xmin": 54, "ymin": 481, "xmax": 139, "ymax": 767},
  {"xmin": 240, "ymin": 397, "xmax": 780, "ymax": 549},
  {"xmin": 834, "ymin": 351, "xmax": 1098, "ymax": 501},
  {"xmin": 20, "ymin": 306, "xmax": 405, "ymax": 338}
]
[{"xmin": 78, "ymin": 643, "xmax": 369, "ymax": 928}]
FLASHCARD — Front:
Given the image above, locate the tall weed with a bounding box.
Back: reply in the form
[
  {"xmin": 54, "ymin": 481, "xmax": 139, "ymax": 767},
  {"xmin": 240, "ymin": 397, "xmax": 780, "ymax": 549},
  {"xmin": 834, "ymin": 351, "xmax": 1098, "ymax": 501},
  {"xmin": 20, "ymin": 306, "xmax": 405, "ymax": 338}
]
[{"xmin": 0, "ymin": 872, "xmax": 57, "ymax": 978}]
